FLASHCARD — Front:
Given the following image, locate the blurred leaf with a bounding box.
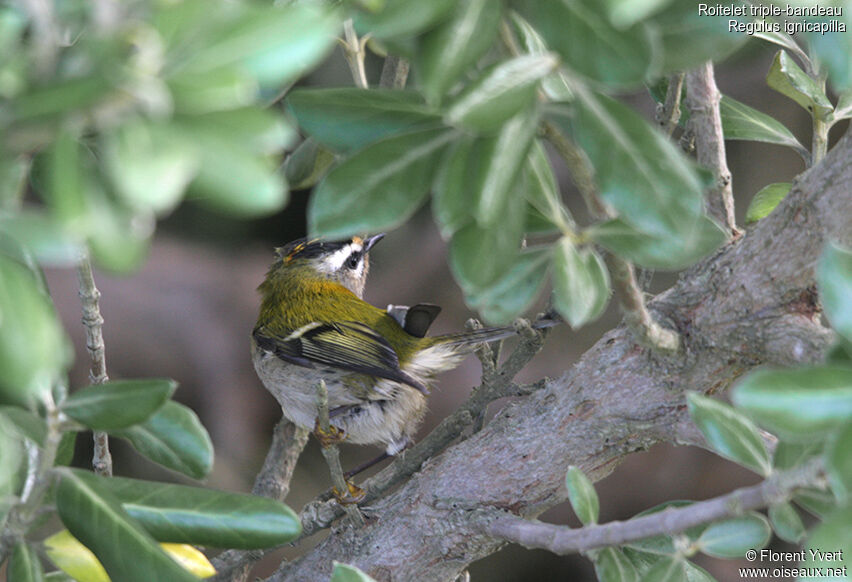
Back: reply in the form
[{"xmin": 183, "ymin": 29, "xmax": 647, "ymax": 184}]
[
  {"xmin": 524, "ymin": 140, "xmax": 572, "ymax": 231},
  {"xmin": 0, "ymin": 405, "xmax": 46, "ymax": 445},
  {"xmin": 73, "ymin": 473, "xmax": 300, "ymax": 548},
  {"xmin": 467, "ymin": 247, "xmax": 551, "ymax": 324},
  {"xmin": 773, "ymin": 440, "xmax": 823, "ymax": 470},
  {"xmin": 801, "ymin": 505, "xmax": 851, "ymax": 580},
  {"xmin": 10, "ymin": 75, "xmax": 113, "ymax": 122},
  {"xmin": 0, "ymin": 155, "xmax": 29, "ymax": 211},
  {"xmin": 826, "ymin": 420, "xmax": 852, "ymax": 502},
  {"xmin": 0, "ymin": 413, "xmax": 25, "ymax": 502},
  {"xmin": 686, "ymin": 393, "xmax": 771, "ymax": 476},
  {"xmin": 807, "ymin": 27, "xmax": 852, "ymax": 93},
  {"xmin": 745, "ymin": 182, "xmax": 791, "ymax": 224},
  {"xmin": 168, "ymin": 67, "xmax": 255, "ymax": 114},
  {"xmin": 331, "ymin": 562, "xmax": 378, "ymax": 582},
  {"xmin": 415, "ymin": 0, "xmax": 501, "ymax": 104},
  {"xmin": 751, "ymin": 27, "xmax": 806, "ymax": 59},
  {"xmin": 61, "ymin": 379, "xmax": 175, "ymax": 431},
  {"xmin": 9, "ymin": 542, "xmax": 45, "ymax": 582},
  {"xmin": 0, "ymin": 212, "xmax": 84, "ymax": 265},
  {"xmin": 794, "ymin": 487, "xmax": 837, "ymax": 519},
  {"xmin": 696, "ymin": 513, "xmax": 771, "ymax": 559},
  {"xmin": 353, "ymin": 0, "xmax": 454, "ymax": 40},
  {"xmin": 103, "ymin": 120, "xmax": 200, "ymax": 215},
  {"xmin": 833, "ymin": 90, "xmax": 852, "ymax": 122},
  {"xmin": 508, "ymin": 11, "xmax": 573, "ymax": 101},
  {"xmin": 55, "ymin": 469, "xmax": 199, "ymax": 582},
  {"xmin": 684, "ymin": 561, "xmax": 717, "ymax": 582},
  {"xmin": 604, "ymin": 0, "xmax": 671, "ymax": 28},
  {"xmin": 591, "ymin": 216, "xmax": 726, "ymax": 270},
  {"xmin": 639, "ymin": 556, "xmax": 686, "ymax": 582},
  {"xmin": 732, "ymin": 366, "xmax": 852, "ymax": 441},
  {"xmin": 513, "ymin": 0, "xmax": 653, "ymax": 88},
  {"xmin": 112, "ymin": 400, "xmax": 213, "ymax": 480},
  {"xmin": 55, "ymin": 431, "xmax": 77, "ymax": 467},
  {"xmin": 0, "ymin": 231, "xmax": 48, "ymax": 294},
  {"xmin": 768, "ymin": 501, "xmax": 806, "ymax": 544},
  {"xmin": 766, "ymin": 50, "xmax": 833, "ymax": 118},
  {"xmin": 444, "ymin": 54, "xmax": 555, "ymax": 133},
  {"xmin": 817, "ymin": 243, "xmax": 852, "ymax": 344},
  {"xmin": 565, "ymin": 465, "xmax": 599, "ymax": 525},
  {"xmin": 552, "ymin": 238, "xmax": 610, "ymax": 328},
  {"xmin": 432, "ymin": 137, "xmax": 477, "ymax": 238},
  {"xmin": 84, "ymin": 186, "xmax": 153, "ymax": 274},
  {"xmin": 284, "ymin": 139, "xmax": 336, "ymax": 190},
  {"xmin": 625, "ymin": 501, "xmax": 707, "ymax": 556},
  {"xmin": 42, "ymin": 130, "xmax": 88, "ymax": 234},
  {"xmin": 309, "ymin": 127, "xmax": 455, "ymax": 239},
  {"xmin": 719, "ymin": 96, "xmax": 806, "ymax": 156},
  {"xmin": 0, "ymin": 255, "xmax": 71, "ymax": 408},
  {"xmin": 595, "ymin": 547, "xmax": 640, "ymax": 582},
  {"xmin": 286, "ymin": 89, "xmax": 440, "ymax": 153},
  {"xmin": 179, "ymin": 108, "xmax": 294, "ymax": 155}
]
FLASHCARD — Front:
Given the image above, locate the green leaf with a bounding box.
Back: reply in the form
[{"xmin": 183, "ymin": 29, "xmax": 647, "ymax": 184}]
[
  {"xmin": 766, "ymin": 50, "xmax": 833, "ymax": 118},
  {"xmin": 0, "ymin": 230, "xmax": 48, "ymax": 294},
  {"xmin": 84, "ymin": 186, "xmax": 153, "ymax": 274},
  {"xmin": 591, "ymin": 216, "xmax": 727, "ymax": 270},
  {"xmin": 178, "ymin": 108, "xmax": 295, "ymax": 156},
  {"xmin": 309, "ymin": 127, "xmax": 455, "ymax": 239},
  {"xmin": 415, "ymin": 0, "xmax": 501, "ymax": 104},
  {"xmin": 0, "ymin": 405, "xmax": 46, "ymax": 445},
  {"xmin": 807, "ymin": 27, "xmax": 852, "ymax": 93},
  {"xmin": 112, "ymin": 401, "xmax": 213, "ymax": 480},
  {"xmin": 768, "ymin": 501, "xmax": 806, "ymax": 544},
  {"xmin": 565, "ymin": 465, "xmax": 599, "ymax": 525},
  {"xmin": 524, "ymin": 139, "xmax": 572, "ymax": 231},
  {"xmin": 507, "ymin": 11, "xmax": 573, "ymax": 102},
  {"xmin": 445, "ymin": 54, "xmax": 555, "ymax": 133},
  {"xmin": 719, "ymin": 96, "xmax": 806, "ymax": 156},
  {"xmin": 817, "ymin": 243, "xmax": 852, "ymax": 344},
  {"xmin": 513, "ymin": 0, "xmax": 653, "ymax": 89},
  {"xmin": 0, "ymin": 212, "xmax": 84, "ymax": 265},
  {"xmin": 794, "ymin": 487, "xmax": 837, "ymax": 519},
  {"xmin": 595, "ymin": 547, "xmax": 640, "ymax": 582},
  {"xmin": 0, "ymin": 156, "xmax": 29, "ymax": 211},
  {"xmin": 603, "ymin": 0, "xmax": 671, "ymax": 28},
  {"xmin": 832, "ymin": 90, "xmax": 852, "ymax": 123},
  {"xmin": 684, "ymin": 561, "xmax": 718, "ymax": 582},
  {"xmin": 10, "ymin": 75, "xmax": 113, "ymax": 122},
  {"xmin": 103, "ymin": 120, "xmax": 200, "ymax": 215},
  {"xmin": 432, "ymin": 137, "xmax": 478, "ymax": 238},
  {"xmin": 167, "ymin": 66, "xmax": 255, "ymax": 114},
  {"xmin": 284, "ymin": 139, "xmax": 336, "ymax": 191},
  {"xmin": 826, "ymin": 420, "xmax": 852, "ymax": 502},
  {"xmin": 685, "ymin": 393, "xmax": 771, "ymax": 476},
  {"xmin": 552, "ymin": 238, "xmax": 610, "ymax": 328},
  {"xmin": 42, "ymin": 130, "xmax": 88, "ymax": 235},
  {"xmin": 745, "ymin": 182, "xmax": 791, "ymax": 224},
  {"xmin": 74, "ymin": 473, "xmax": 300, "ymax": 548},
  {"xmin": 352, "ymin": 0, "xmax": 454, "ymax": 40},
  {"xmin": 0, "ymin": 412, "xmax": 25, "ymax": 503},
  {"xmin": 639, "ymin": 556, "xmax": 686, "ymax": 582},
  {"xmin": 286, "ymin": 89, "xmax": 441, "ymax": 153},
  {"xmin": 61, "ymin": 379, "xmax": 176, "ymax": 431},
  {"xmin": 331, "ymin": 562, "xmax": 378, "ymax": 582},
  {"xmin": 9, "ymin": 542, "xmax": 45, "ymax": 582},
  {"xmin": 54, "ymin": 468, "xmax": 199, "ymax": 582},
  {"xmin": 732, "ymin": 366, "xmax": 852, "ymax": 441},
  {"xmin": 801, "ymin": 504, "xmax": 851, "ymax": 581},
  {"xmin": 695, "ymin": 513, "xmax": 771, "ymax": 559},
  {"xmin": 773, "ymin": 440, "xmax": 823, "ymax": 470},
  {"xmin": 55, "ymin": 431, "xmax": 77, "ymax": 467},
  {"xmin": 0, "ymin": 255, "xmax": 71, "ymax": 408},
  {"xmin": 624, "ymin": 501, "xmax": 707, "ymax": 557},
  {"xmin": 467, "ymin": 247, "xmax": 551, "ymax": 325}
]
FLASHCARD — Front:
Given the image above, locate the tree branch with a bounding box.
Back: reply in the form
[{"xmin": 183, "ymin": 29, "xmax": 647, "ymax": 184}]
[
  {"xmin": 481, "ymin": 458, "xmax": 824, "ymax": 555},
  {"xmin": 379, "ymin": 56, "xmax": 409, "ymax": 89},
  {"xmin": 655, "ymin": 73, "xmax": 684, "ymax": 137},
  {"xmin": 270, "ymin": 124, "xmax": 851, "ymax": 582}
]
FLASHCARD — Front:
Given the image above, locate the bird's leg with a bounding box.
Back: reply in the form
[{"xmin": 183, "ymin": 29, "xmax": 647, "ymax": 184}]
[
  {"xmin": 312, "ymin": 418, "xmax": 346, "ymax": 448},
  {"xmin": 344, "ymin": 451, "xmax": 391, "ymax": 479}
]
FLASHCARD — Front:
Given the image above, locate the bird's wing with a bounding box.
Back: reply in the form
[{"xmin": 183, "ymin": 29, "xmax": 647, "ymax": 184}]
[{"xmin": 252, "ymin": 321, "xmax": 426, "ymax": 393}]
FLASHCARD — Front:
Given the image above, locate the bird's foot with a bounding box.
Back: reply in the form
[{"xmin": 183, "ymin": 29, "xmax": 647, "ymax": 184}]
[
  {"xmin": 332, "ymin": 480, "xmax": 366, "ymax": 505},
  {"xmin": 313, "ymin": 420, "xmax": 346, "ymax": 447}
]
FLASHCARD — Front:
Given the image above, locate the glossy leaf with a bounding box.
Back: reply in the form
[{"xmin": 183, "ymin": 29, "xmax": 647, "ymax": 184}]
[
  {"xmin": 112, "ymin": 400, "xmax": 213, "ymax": 480},
  {"xmin": 54, "ymin": 469, "xmax": 199, "ymax": 582},
  {"xmin": 0, "ymin": 255, "xmax": 71, "ymax": 408},
  {"xmin": 286, "ymin": 89, "xmax": 441, "ymax": 153},
  {"xmin": 309, "ymin": 127, "xmax": 455, "ymax": 238},
  {"xmin": 745, "ymin": 183, "xmax": 791, "ymax": 224},
  {"xmin": 513, "ymin": 0, "xmax": 653, "ymax": 88},
  {"xmin": 766, "ymin": 50, "xmax": 833, "ymax": 118},
  {"xmin": 331, "ymin": 562, "xmax": 378, "ymax": 582},
  {"xmin": 432, "ymin": 137, "xmax": 479, "ymax": 238},
  {"xmin": 284, "ymin": 139, "xmax": 336, "ymax": 191},
  {"xmin": 415, "ymin": 0, "xmax": 501, "ymax": 104},
  {"xmin": 552, "ymin": 238, "xmax": 610, "ymax": 328},
  {"xmin": 719, "ymin": 96, "xmax": 806, "ymax": 156},
  {"xmin": 508, "ymin": 11, "xmax": 573, "ymax": 101},
  {"xmin": 817, "ymin": 243, "xmax": 852, "ymax": 344},
  {"xmin": 768, "ymin": 501, "xmax": 806, "ymax": 544},
  {"xmin": 445, "ymin": 54, "xmax": 555, "ymax": 132},
  {"xmin": 732, "ymin": 366, "xmax": 852, "ymax": 441},
  {"xmin": 524, "ymin": 140, "xmax": 572, "ymax": 231},
  {"xmin": 639, "ymin": 556, "xmax": 686, "ymax": 582},
  {"xmin": 467, "ymin": 247, "xmax": 551, "ymax": 324},
  {"xmin": 565, "ymin": 465, "xmax": 599, "ymax": 525},
  {"xmin": 826, "ymin": 420, "xmax": 852, "ymax": 502},
  {"xmin": 9, "ymin": 542, "xmax": 45, "ymax": 582},
  {"xmin": 595, "ymin": 547, "xmax": 640, "ymax": 582},
  {"xmin": 71, "ymin": 473, "xmax": 300, "ymax": 548},
  {"xmin": 686, "ymin": 393, "xmax": 771, "ymax": 476},
  {"xmin": 61, "ymin": 379, "xmax": 175, "ymax": 431},
  {"xmin": 696, "ymin": 513, "xmax": 771, "ymax": 559},
  {"xmin": 353, "ymin": 0, "xmax": 454, "ymax": 40},
  {"xmin": 801, "ymin": 505, "xmax": 851, "ymax": 580}
]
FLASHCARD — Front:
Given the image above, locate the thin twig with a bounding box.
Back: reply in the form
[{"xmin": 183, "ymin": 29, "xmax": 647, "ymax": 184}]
[
  {"xmin": 342, "ymin": 19, "xmax": 369, "ymax": 89},
  {"xmin": 656, "ymin": 73, "xmax": 684, "ymax": 137},
  {"xmin": 210, "ymin": 420, "xmax": 310, "ymax": 582},
  {"xmin": 481, "ymin": 457, "xmax": 824, "ymax": 555},
  {"xmin": 684, "ymin": 62, "xmax": 739, "ymax": 237},
  {"xmin": 540, "ymin": 121, "xmax": 680, "ymax": 352},
  {"xmin": 379, "ymin": 55, "xmax": 409, "ymax": 89},
  {"xmin": 76, "ymin": 255, "xmax": 113, "ymax": 477}
]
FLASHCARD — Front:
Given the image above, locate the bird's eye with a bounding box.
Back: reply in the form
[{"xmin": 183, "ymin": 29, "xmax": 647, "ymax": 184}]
[{"xmin": 345, "ymin": 254, "xmax": 360, "ymax": 270}]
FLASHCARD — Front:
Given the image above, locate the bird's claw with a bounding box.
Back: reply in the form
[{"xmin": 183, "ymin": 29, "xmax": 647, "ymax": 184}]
[
  {"xmin": 332, "ymin": 480, "xmax": 366, "ymax": 505},
  {"xmin": 313, "ymin": 421, "xmax": 346, "ymax": 447}
]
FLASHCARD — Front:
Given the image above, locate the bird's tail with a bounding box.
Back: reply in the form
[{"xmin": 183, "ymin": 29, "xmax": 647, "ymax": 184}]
[{"xmin": 432, "ymin": 316, "xmax": 560, "ymax": 347}]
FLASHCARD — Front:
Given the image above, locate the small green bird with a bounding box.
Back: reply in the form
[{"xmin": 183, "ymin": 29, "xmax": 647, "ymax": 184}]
[{"xmin": 251, "ymin": 234, "xmax": 554, "ymax": 461}]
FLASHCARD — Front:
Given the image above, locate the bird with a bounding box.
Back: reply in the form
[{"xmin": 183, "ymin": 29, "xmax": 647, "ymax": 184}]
[{"xmin": 251, "ymin": 233, "xmax": 555, "ymax": 474}]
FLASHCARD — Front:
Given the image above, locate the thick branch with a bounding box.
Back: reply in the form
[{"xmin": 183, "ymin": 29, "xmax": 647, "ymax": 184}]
[
  {"xmin": 272, "ymin": 126, "xmax": 851, "ymax": 582},
  {"xmin": 684, "ymin": 62, "xmax": 738, "ymax": 236}
]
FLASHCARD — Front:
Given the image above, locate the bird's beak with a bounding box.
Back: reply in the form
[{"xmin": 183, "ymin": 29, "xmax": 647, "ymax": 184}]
[{"xmin": 364, "ymin": 233, "xmax": 385, "ymax": 252}]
